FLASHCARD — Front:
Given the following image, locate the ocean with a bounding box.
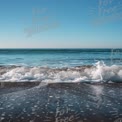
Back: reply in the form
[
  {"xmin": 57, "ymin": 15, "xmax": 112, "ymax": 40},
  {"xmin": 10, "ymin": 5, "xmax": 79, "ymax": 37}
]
[{"xmin": 0, "ymin": 48, "xmax": 122, "ymax": 83}]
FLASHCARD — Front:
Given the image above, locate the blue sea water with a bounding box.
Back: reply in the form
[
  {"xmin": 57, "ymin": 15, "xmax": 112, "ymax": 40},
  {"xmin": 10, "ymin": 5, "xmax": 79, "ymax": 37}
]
[
  {"xmin": 0, "ymin": 48, "xmax": 122, "ymax": 82},
  {"xmin": 0, "ymin": 48, "xmax": 121, "ymax": 67}
]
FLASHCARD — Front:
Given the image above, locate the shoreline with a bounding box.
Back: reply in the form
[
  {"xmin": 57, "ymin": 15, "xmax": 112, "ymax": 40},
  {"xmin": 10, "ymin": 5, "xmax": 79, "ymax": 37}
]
[
  {"xmin": 0, "ymin": 82, "xmax": 122, "ymax": 122},
  {"xmin": 0, "ymin": 81, "xmax": 122, "ymax": 87}
]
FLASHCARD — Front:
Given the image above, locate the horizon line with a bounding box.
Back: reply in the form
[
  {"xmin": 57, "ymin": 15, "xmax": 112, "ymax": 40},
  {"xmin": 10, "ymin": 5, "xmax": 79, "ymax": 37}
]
[{"xmin": 0, "ymin": 48, "xmax": 121, "ymax": 49}]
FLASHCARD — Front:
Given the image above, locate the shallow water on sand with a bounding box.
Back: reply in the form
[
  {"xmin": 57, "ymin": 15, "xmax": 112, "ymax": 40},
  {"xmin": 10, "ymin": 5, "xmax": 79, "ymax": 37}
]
[{"xmin": 0, "ymin": 83, "xmax": 122, "ymax": 122}]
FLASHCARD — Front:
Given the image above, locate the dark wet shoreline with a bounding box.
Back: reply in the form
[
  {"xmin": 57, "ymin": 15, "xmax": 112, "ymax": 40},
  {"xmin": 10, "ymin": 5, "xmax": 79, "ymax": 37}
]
[
  {"xmin": 0, "ymin": 82, "xmax": 122, "ymax": 87},
  {"xmin": 0, "ymin": 82, "xmax": 122, "ymax": 122}
]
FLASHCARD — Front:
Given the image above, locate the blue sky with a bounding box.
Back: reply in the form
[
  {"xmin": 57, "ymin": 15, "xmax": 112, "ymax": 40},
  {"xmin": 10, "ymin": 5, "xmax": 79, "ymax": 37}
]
[{"xmin": 0, "ymin": 0, "xmax": 122, "ymax": 48}]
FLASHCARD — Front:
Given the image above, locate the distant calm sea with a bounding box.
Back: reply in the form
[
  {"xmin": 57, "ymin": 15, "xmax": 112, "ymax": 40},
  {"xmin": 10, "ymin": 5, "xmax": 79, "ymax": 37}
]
[{"xmin": 0, "ymin": 49, "xmax": 122, "ymax": 82}]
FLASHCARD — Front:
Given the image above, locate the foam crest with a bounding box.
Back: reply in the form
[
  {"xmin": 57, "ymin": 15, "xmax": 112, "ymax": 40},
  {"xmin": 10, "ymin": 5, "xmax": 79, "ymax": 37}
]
[{"xmin": 0, "ymin": 61, "xmax": 122, "ymax": 83}]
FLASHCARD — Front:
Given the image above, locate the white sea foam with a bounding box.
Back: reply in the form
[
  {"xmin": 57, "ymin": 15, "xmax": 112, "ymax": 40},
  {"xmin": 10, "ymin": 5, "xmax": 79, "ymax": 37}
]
[{"xmin": 0, "ymin": 61, "xmax": 122, "ymax": 83}]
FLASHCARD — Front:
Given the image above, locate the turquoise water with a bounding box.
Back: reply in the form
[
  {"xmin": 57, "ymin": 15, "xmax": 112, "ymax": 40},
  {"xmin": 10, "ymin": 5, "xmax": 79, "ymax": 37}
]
[
  {"xmin": 0, "ymin": 49, "xmax": 121, "ymax": 67},
  {"xmin": 0, "ymin": 49, "xmax": 122, "ymax": 82}
]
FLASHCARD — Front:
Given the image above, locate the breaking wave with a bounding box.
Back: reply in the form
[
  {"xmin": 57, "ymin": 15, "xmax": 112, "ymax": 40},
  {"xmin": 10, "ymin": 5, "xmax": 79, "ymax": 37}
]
[{"xmin": 0, "ymin": 61, "xmax": 122, "ymax": 83}]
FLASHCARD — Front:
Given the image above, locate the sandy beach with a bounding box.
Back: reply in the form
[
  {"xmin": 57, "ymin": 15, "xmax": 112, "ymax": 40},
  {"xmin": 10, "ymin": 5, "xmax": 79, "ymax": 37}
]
[{"xmin": 0, "ymin": 82, "xmax": 122, "ymax": 122}]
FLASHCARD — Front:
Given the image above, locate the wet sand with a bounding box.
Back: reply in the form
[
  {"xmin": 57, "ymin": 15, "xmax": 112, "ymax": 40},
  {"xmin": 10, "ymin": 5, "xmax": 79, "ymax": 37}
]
[{"xmin": 0, "ymin": 82, "xmax": 122, "ymax": 122}]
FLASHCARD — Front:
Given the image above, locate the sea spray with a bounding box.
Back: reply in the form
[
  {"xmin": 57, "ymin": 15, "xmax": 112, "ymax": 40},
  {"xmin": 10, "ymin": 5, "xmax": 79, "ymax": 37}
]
[{"xmin": 0, "ymin": 61, "xmax": 122, "ymax": 83}]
